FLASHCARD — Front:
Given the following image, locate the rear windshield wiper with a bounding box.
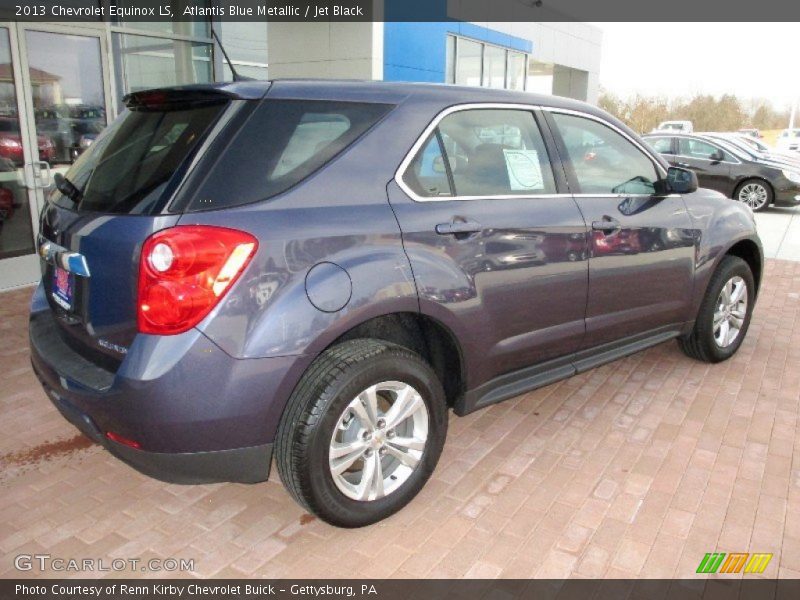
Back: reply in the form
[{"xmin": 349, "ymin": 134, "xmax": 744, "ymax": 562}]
[{"xmin": 53, "ymin": 173, "xmax": 82, "ymax": 205}]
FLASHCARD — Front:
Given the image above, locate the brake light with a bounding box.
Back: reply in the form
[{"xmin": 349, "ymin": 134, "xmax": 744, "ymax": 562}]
[{"xmin": 137, "ymin": 226, "xmax": 257, "ymax": 335}]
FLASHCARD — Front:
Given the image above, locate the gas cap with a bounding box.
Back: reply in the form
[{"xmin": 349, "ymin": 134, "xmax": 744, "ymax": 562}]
[{"xmin": 305, "ymin": 262, "xmax": 352, "ymax": 312}]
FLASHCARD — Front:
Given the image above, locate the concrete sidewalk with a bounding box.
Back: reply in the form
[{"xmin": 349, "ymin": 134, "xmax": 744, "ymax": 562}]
[{"xmin": 754, "ymin": 206, "xmax": 800, "ymax": 261}]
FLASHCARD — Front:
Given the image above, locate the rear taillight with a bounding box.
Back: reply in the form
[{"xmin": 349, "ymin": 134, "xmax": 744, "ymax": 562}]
[{"xmin": 137, "ymin": 225, "xmax": 257, "ymax": 335}]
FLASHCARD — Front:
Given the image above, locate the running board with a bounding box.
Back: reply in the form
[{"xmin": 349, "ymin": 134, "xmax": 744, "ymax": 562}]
[{"xmin": 454, "ymin": 327, "xmax": 681, "ymax": 416}]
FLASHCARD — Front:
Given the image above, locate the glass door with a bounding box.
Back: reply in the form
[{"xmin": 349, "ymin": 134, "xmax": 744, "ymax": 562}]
[
  {"xmin": 0, "ymin": 24, "xmax": 38, "ymax": 290},
  {"xmin": 0, "ymin": 24, "xmax": 111, "ymax": 290}
]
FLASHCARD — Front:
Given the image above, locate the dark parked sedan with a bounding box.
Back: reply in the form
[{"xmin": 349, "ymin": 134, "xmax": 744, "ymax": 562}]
[
  {"xmin": 643, "ymin": 132, "xmax": 800, "ymax": 211},
  {"xmin": 31, "ymin": 81, "xmax": 762, "ymax": 527}
]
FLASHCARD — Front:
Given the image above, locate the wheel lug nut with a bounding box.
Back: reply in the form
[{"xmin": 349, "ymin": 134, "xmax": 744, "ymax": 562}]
[
  {"xmin": 364, "ymin": 449, "xmax": 373, "ymax": 457},
  {"xmin": 376, "ymin": 418, "xmax": 386, "ymax": 429},
  {"xmin": 379, "ymin": 447, "xmax": 387, "ymax": 456},
  {"xmin": 387, "ymin": 430, "xmax": 395, "ymax": 439},
  {"xmin": 361, "ymin": 431, "xmax": 370, "ymax": 441}
]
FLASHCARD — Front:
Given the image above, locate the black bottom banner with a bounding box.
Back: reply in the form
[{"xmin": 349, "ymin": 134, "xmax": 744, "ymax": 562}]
[{"xmin": 3, "ymin": 579, "xmax": 800, "ymax": 600}]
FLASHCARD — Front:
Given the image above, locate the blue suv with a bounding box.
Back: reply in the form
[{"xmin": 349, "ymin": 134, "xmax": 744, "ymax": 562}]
[{"xmin": 30, "ymin": 81, "xmax": 762, "ymax": 526}]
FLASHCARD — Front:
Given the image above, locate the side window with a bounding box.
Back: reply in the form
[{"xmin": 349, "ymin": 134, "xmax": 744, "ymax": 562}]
[
  {"xmin": 678, "ymin": 139, "xmax": 735, "ymax": 162},
  {"xmin": 439, "ymin": 109, "xmax": 557, "ymax": 197},
  {"xmin": 551, "ymin": 113, "xmax": 659, "ymax": 195},
  {"xmin": 403, "ymin": 134, "xmax": 452, "ymax": 197},
  {"xmin": 186, "ymin": 100, "xmax": 392, "ymax": 211},
  {"xmin": 645, "ymin": 137, "xmax": 674, "ymax": 155},
  {"xmin": 402, "ymin": 108, "xmax": 557, "ymax": 198},
  {"xmin": 272, "ymin": 114, "xmax": 351, "ymax": 178}
]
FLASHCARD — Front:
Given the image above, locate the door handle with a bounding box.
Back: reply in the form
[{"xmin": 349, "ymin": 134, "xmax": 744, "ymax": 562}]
[
  {"xmin": 435, "ymin": 220, "xmax": 482, "ymax": 236},
  {"xmin": 591, "ymin": 217, "xmax": 621, "ymax": 234},
  {"xmin": 23, "ymin": 161, "xmax": 52, "ymax": 189},
  {"xmin": 36, "ymin": 161, "xmax": 52, "ymax": 188},
  {"xmin": 676, "ymin": 162, "xmax": 691, "ymax": 168}
]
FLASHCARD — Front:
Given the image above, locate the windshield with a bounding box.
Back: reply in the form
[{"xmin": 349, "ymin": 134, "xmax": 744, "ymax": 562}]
[{"xmin": 48, "ymin": 102, "xmax": 227, "ymax": 214}]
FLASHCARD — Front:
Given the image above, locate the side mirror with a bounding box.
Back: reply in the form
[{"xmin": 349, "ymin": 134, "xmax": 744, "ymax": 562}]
[
  {"xmin": 710, "ymin": 150, "xmax": 725, "ymax": 162},
  {"xmin": 665, "ymin": 166, "xmax": 698, "ymax": 194}
]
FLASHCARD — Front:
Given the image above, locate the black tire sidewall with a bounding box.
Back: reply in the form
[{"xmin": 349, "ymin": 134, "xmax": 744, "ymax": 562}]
[
  {"xmin": 697, "ymin": 257, "xmax": 755, "ymax": 361},
  {"xmin": 303, "ymin": 350, "xmax": 447, "ymax": 527}
]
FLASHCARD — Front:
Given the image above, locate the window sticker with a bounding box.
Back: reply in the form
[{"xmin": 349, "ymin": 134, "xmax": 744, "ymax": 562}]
[{"xmin": 503, "ymin": 148, "xmax": 544, "ymax": 191}]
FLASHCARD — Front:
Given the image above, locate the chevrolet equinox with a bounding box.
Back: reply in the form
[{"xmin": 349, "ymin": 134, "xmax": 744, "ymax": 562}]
[{"xmin": 30, "ymin": 81, "xmax": 762, "ymax": 527}]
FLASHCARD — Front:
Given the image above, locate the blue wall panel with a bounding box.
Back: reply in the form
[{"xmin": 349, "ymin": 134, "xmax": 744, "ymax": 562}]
[{"xmin": 383, "ymin": 0, "xmax": 533, "ymax": 84}]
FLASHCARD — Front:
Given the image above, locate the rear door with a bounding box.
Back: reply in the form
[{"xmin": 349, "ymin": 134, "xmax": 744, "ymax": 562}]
[
  {"xmin": 38, "ymin": 92, "xmax": 232, "ymax": 360},
  {"xmin": 545, "ymin": 109, "xmax": 696, "ymax": 349},
  {"xmin": 389, "ymin": 105, "xmax": 588, "ymax": 390}
]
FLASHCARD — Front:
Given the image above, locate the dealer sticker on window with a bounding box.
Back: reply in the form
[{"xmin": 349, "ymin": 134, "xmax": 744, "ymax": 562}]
[{"xmin": 504, "ymin": 149, "xmax": 544, "ymax": 191}]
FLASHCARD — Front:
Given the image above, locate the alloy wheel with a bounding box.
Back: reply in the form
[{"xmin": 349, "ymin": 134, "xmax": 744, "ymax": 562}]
[
  {"xmin": 737, "ymin": 183, "xmax": 768, "ymax": 210},
  {"xmin": 713, "ymin": 275, "xmax": 748, "ymax": 348},
  {"xmin": 329, "ymin": 381, "xmax": 429, "ymax": 501}
]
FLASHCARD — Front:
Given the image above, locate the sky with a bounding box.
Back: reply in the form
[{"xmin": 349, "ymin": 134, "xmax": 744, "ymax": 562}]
[{"xmin": 593, "ymin": 23, "xmax": 800, "ymax": 110}]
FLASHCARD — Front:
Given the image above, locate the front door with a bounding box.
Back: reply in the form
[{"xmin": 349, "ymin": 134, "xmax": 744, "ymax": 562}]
[
  {"xmin": 674, "ymin": 137, "xmax": 736, "ymax": 196},
  {"xmin": 0, "ymin": 24, "xmax": 111, "ymax": 290},
  {"xmin": 389, "ymin": 106, "xmax": 589, "ymax": 393},
  {"xmin": 545, "ymin": 109, "xmax": 696, "ymax": 349}
]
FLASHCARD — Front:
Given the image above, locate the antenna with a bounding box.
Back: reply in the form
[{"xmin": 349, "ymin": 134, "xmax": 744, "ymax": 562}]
[{"xmin": 211, "ymin": 27, "xmax": 253, "ymax": 82}]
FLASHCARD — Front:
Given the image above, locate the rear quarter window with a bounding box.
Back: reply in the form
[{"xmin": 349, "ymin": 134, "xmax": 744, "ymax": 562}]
[{"xmin": 183, "ymin": 100, "xmax": 393, "ymax": 211}]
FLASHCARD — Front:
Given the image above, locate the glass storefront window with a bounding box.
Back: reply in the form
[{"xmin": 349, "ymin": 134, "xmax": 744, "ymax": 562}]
[
  {"xmin": 110, "ymin": 1, "xmax": 211, "ymax": 38},
  {"xmin": 454, "ymin": 38, "xmax": 482, "ymax": 87},
  {"xmin": 27, "ymin": 31, "xmax": 105, "ymax": 167},
  {"xmin": 482, "ymin": 45, "xmax": 506, "ymax": 89},
  {"xmin": 450, "ymin": 36, "xmax": 531, "ymax": 92},
  {"xmin": 112, "ymin": 33, "xmax": 213, "ymax": 104},
  {"xmin": 507, "ymin": 51, "xmax": 526, "ymax": 91}
]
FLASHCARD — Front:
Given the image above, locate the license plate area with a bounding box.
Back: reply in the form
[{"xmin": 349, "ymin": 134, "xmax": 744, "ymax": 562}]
[{"xmin": 52, "ymin": 266, "xmax": 75, "ymax": 312}]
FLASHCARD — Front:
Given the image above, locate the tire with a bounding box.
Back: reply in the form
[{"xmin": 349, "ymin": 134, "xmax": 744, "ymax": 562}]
[
  {"xmin": 734, "ymin": 179, "xmax": 772, "ymax": 212},
  {"xmin": 275, "ymin": 339, "xmax": 447, "ymax": 527},
  {"xmin": 678, "ymin": 256, "xmax": 755, "ymax": 363}
]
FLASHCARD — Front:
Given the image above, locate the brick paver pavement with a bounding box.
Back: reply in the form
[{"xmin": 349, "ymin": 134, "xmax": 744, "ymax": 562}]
[{"xmin": 1, "ymin": 259, "xmax": 799, "ymax": 579}]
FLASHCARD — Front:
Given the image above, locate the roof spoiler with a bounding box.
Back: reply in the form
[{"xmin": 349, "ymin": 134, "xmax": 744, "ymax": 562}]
[{"xmin": 123, "ymin": 88, "xmax": 235, "ymax": 112}]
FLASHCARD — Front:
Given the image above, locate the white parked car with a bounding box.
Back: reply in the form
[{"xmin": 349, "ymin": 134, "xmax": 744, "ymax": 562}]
[
  {"xmin": 652, "ymin": 120, "xmax": 694, "ymax": 134},
  {"xmin": 776, "ymin": 129, "xmax": 800, "ymax": 153}
]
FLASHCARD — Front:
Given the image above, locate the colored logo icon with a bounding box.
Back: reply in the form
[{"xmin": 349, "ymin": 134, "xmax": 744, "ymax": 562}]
[{"xmin": 696, "ymin": 552, "xmax": 773, "ymax": 574}]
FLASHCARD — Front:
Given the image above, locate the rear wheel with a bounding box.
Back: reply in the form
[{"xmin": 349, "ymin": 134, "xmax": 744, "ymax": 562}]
[
  {"xmin": 678, "ymin": 256, "xmax": 754, "ymax": 363},
  {"xmin": 735, "ymin": 179, "xmax": 772, "ymax": 212},
  {"xmin": 275, "ymin": 339, "xmax": 447, "ymax": 527}
]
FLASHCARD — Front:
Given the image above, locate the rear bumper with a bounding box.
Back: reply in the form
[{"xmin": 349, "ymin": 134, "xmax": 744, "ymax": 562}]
[
  {"xmin": 29, "ymin": 283, "xmax": 310, "ymax": 484},
  {"xmin": 42, "ymin": 386, "xmax": 272, "ymax": 484}
]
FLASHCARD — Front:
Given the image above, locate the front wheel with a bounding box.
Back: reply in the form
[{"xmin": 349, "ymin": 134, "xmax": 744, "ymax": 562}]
[
  {"xmin": 678, "ymin": 256, "xmax": 755, "ymax": 363},
  {"xmin": 735, "ymin": 179, "xmax": 772, "ymax": 212},
  {"xmin": 275, "ymin": 339, "xmax": 447, "ymax": 527}
]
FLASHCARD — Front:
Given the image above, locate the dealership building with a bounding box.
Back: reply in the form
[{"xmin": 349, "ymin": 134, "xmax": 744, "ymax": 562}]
[{"xmin": 0, "ymin": 3, "xmax": 601, "ymax": 289}]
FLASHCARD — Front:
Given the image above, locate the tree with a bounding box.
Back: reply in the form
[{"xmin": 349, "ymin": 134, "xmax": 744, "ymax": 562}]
[{"xmin": 597, "ymin": 92, "xmax": 786, "ymax": 133}]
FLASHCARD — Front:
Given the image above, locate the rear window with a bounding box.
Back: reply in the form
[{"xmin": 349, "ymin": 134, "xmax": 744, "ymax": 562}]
[
  {"xmin": 182, "ymin": 100, "xmax": 392, "ymax": 211},
  {"xmin": 48, "ymin": 102, "xmax": 226, "ymax": 214}
]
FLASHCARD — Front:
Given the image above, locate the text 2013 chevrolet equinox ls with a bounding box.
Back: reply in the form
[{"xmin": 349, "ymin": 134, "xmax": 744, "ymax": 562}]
[{"xmin": 30, "ymin": 81, "xmax": 762, "ymax": 527}]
